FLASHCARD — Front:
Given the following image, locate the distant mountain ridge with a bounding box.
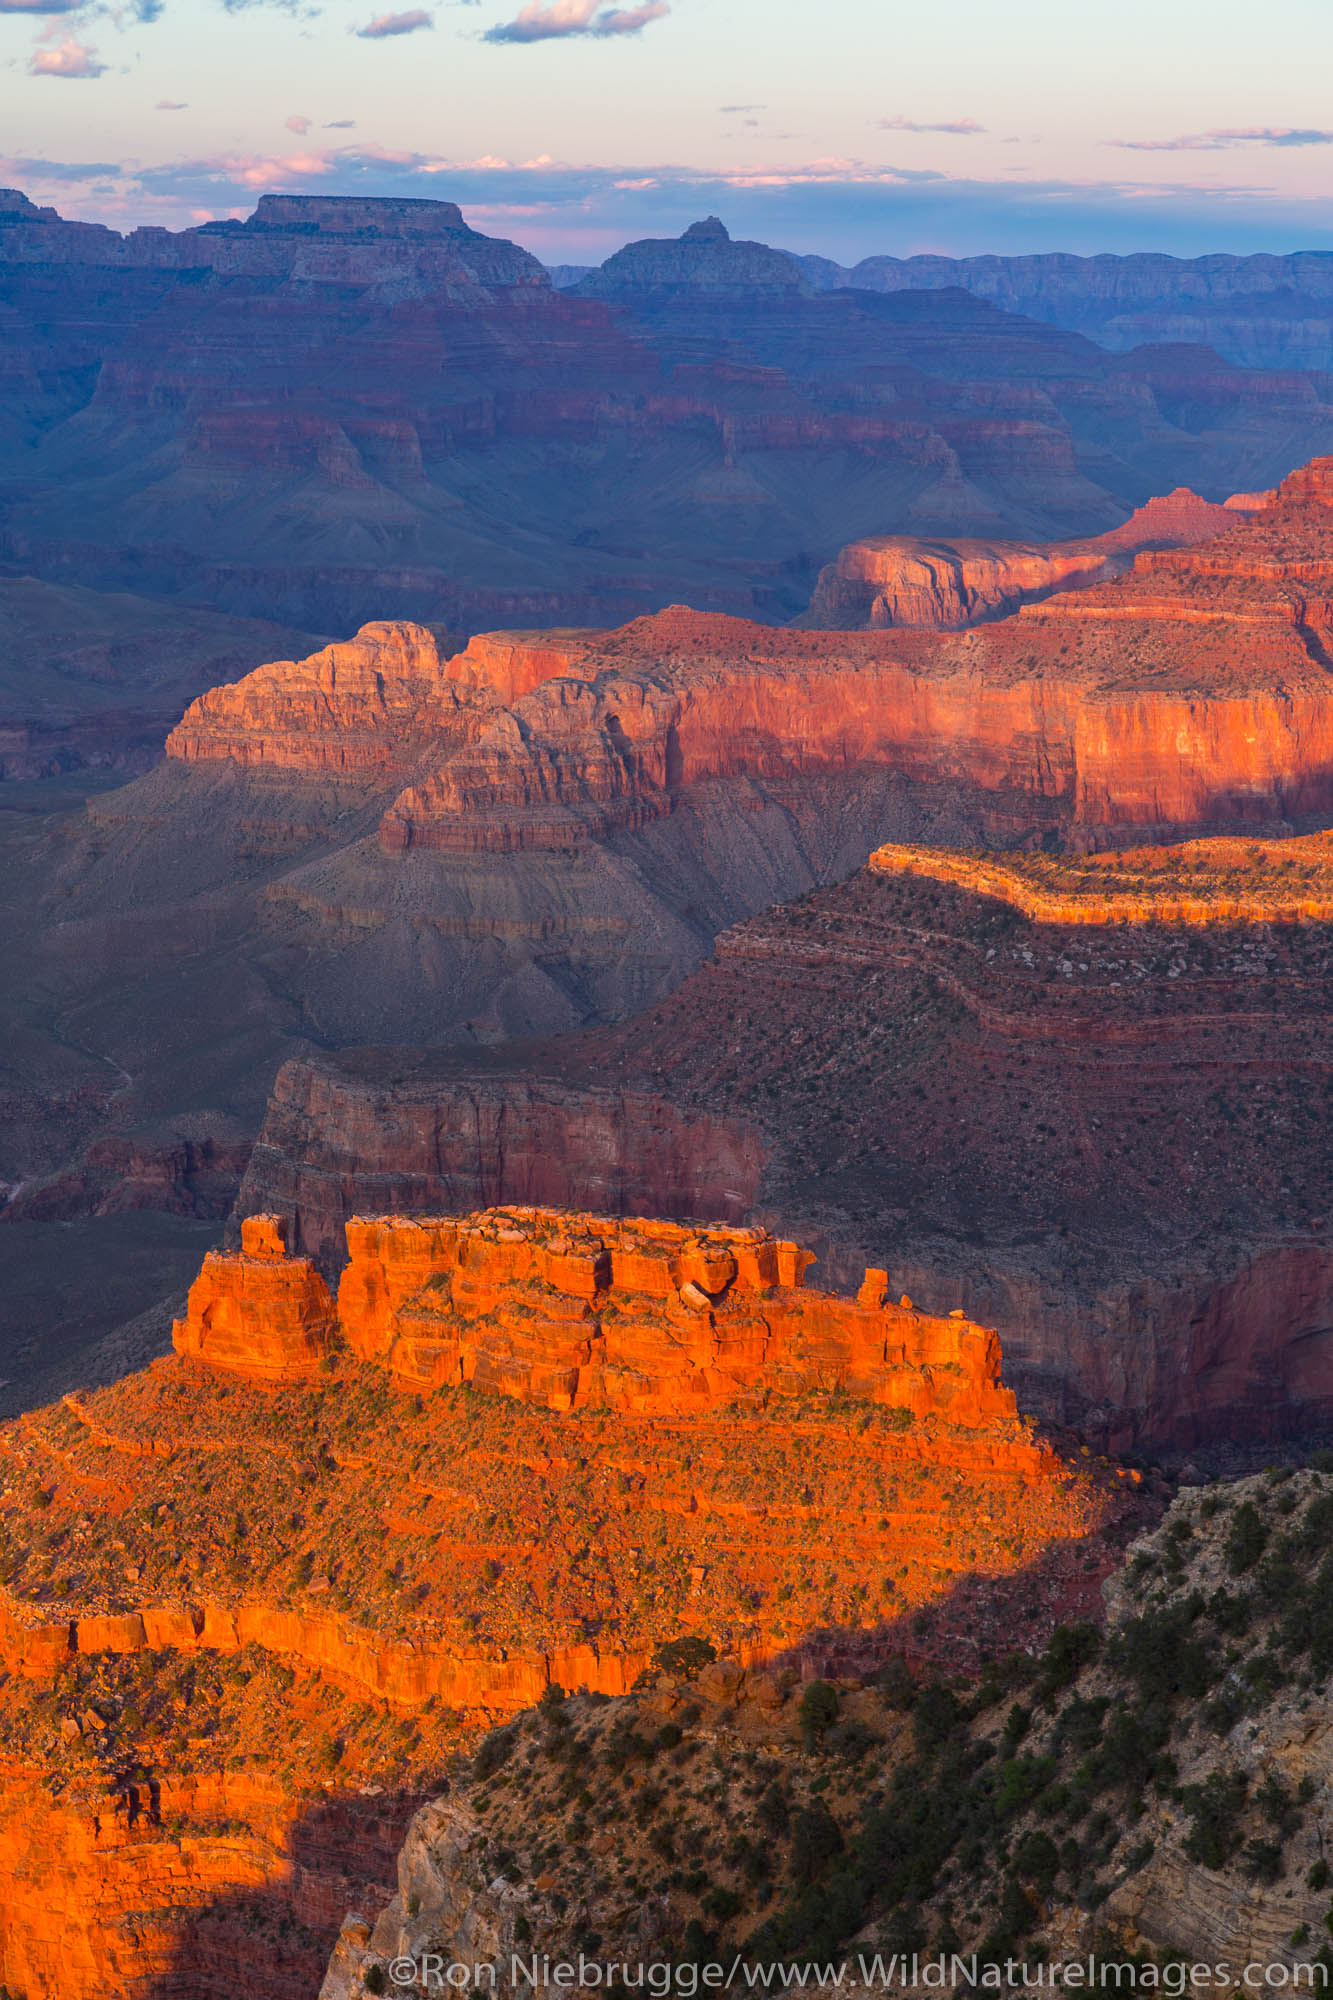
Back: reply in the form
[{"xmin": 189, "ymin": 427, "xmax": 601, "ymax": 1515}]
[{"xmin": 550, "ymin": 225, "xmax": 1333, "ymax": 370}]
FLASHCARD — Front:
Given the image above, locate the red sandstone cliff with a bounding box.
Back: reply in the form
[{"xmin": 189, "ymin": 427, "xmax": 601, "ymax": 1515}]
[
  {"xmin": 341, "ymin": 458, "xmax": 1333, "ymax": 849},
  {"xmin": 802, "ymin": 486, "xmax": 1242, "ymax": 630}
]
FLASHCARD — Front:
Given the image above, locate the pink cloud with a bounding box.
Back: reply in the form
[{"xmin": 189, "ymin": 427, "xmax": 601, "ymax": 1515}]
[
  {"xmin": 285, "ymin": 114, "xmax": 311, "ymax": 133},
  {"xmin": 355, "ymin": 7, "xmax": 432, "ymax": 35},
  {"xmin": 28, "ymin": 35, "xmax": 106, "ymax": 76},
  {"xmin": 485, "ymin": 0, "xmax": 668, "ymax": 41},
  {"xmin": 1116, "ymin": 126, "xmax": 1333, "ymax": 152}
]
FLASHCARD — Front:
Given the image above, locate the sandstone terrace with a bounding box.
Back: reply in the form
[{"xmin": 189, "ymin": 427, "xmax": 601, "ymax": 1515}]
[{"xmin": 871, "ymin": 830, "xmax": 1333, "ymax": 925}]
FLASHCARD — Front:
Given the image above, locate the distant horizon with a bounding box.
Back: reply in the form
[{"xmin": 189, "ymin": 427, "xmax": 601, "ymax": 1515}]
[
  {"xmin": 8, "ymin": 177, "xmax": 1333, "ymax": 270},
  {"xmin": 2, "ymin": 0, "xmax": 1331, "ymax": 264}
]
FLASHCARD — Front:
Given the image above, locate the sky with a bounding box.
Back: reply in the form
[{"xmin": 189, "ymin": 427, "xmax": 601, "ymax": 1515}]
[{"xmin": 2, "ymin": 0, "xmax": 1333, "ymax": 264}]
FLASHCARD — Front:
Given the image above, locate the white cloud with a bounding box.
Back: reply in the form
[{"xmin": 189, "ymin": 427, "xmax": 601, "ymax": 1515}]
[
  {"xmin": 1116, "ymin": 126, "xmax": 1333, "ymax": 152},
  {"xmin": 879, "ymin": 116, "xmax": 986, "ymax": 136}
]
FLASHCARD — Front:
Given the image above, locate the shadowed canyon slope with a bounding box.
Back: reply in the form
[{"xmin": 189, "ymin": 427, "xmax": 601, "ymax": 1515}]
[
  {"xmin": 4, "ymin": 196, "xmax": 1333, "ymax": 636},
  {"xmin": 7, "ymin": 459, "xmax": 1333, "ymax": 1400},
  {"xmin": 325, "ymin": 1469, "xmax": 1333, "ymax": 2000},
  {"xmin": 0, "ymin": 578, "xmax": 322, "ymax": 778},
  {"xmin": 0, "ymin": 1204, "xmax": 1126, "ymax": 1997},
  {"xmin": 236, "ymin": 841, "xmax": 1333, "ymax": 1454},
  {"xmin": 789, "ymin": 244, "xmax": 1333, "ymax": 371}
]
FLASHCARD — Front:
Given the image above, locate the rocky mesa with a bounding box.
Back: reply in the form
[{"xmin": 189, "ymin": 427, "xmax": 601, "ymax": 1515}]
[{"xmin": 0, "ymin": 1203, "xmax": 1122, "ymax": 1997}]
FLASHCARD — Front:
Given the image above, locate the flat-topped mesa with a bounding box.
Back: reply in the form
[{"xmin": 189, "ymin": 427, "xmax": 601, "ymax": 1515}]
[
  {"xmin": 247, "ymin": 195, "xmax": 472, "ymax": 238},
  {"xmin": 172, "ymin": 1215, "xmax": 337, "ymax": 1384},
  {"xmin": 804, "ymin": 486, "xmax": 1239, "ymax": 631},
  {"xmin": 178, "ymin": 1205, "xmax": 1026, "ymax": 1432},
  {"xmin": 164, "ymin": 620, "xmax": 598, "ymax": 781}
]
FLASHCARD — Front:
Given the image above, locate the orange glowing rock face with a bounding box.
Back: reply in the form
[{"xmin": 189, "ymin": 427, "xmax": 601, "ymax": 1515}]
[
  {"xmin": 803, "ymin": 486, "xmax": 1242, "ymax": 631},
  {"xmin": 171, "ymin": 1213, "xmax": 338, "ymax": 1384},
  {"xmin": 166, "ymin": 457, "xmax": 1333, "ymax": 854},
  {"xmin": 3, "ymin": 1200, "xmax": 1137, "ymax": 2000},
  {"xmin": 176, "ymin": 1206, "xmax": 1023, "ymax": 1432},
  {"xmin": 870, "ymin": 829, "xmax": 1333, "ymax": 926}
]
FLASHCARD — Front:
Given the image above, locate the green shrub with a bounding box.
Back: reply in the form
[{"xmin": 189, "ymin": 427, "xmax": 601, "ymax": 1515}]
[
  {"xmin": 798, "ymin": 1681, "xmax": 840, "ymax": 1751},
  {"xmin": 1035, "ymin": 1623, "xmax": 1100, "ymax": 1705},
  {"xmin": 473, "ymin": 1725, "xmax": 516, "ymax": 1780},
  {"xmin": 1225, "ymin": 1502, "xmax": 1269, "ymax": 1575},
  {"xmin": 1012, "ymin": 1831, "xmax": 1060, "ymax": 1895},
  {"xmin": 653, "ymin": 1638, "xmax": 717, "ymax": 1682},
  {"xmin": 790, "ymin": 1804, "xmax": 844, "ymax": 1885},
  {"xmin": 1182, "ymin": 1770, "xmax": 1248, "ymax": 1869},
  {"xmin": 912, "ymin": 1685, "xmax": 963, "ymax": 1757}
]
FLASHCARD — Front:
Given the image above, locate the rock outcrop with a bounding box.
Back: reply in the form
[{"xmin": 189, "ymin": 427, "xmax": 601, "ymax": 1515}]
[
  {"xmin": 165, "ymin": 621, "xmax": 610, "ymax": 779},
  {"xmin": 176, "ymin": 1205, "xmax": 1023, "ymax": 1431},
  {"xmin": 572, "ymin": 217, "xmax": 813, "ymax": 301},
  {"xmin": 172, "ymin": 1214, "xmax": 338, "ymax": 1383},
  {"xmin": 167, "ymin": 621, "xmax": 475, "ymax": 778},
  {"xmin": 802, "ymin": 486, "xmax": 1244, "ymax": 630}
]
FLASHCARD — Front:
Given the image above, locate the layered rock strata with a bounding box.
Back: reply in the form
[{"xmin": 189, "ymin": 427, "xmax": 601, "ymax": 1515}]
[
  {"xmin": 803, "ymin": 486, "xmax": 1243, "ymax": 630},
  {"xmin": 288, "ymin": 456, "xmax": 1333, "ymax": 852},
  {"xmin": 870, "ymin": 829, "xmax": 1333, "ymax": 924},
  {"xmin": 236, "ymin": 849, "xmax": 1333, "ymax": 1452}
]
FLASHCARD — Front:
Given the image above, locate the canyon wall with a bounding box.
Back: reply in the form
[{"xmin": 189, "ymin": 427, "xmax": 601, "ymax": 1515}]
[
  {"xmin": 801, "ymin": 245, "xmax": 1333, "ymax": 370},
  {"xmin": 234, "ymin": 1059, "xmax": 766, "ymax": 1269},
  {"xmin": 230, "ymin": 831, "xmax": 1333, "ymax": 1454},
  {"xmin": 5, "ymin": 193, "xmax": 1333, "ymax": 641}
]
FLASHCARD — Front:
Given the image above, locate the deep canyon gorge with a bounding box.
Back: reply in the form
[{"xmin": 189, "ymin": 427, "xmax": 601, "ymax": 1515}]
[{"xmin": 4, "ymin": 184, "xmax": 1333, "ymax": 2000}]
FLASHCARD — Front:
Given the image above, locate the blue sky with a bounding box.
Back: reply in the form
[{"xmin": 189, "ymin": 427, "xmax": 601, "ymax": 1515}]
[{"xmin": 2, "ymin": 0, "xmax": 1332, "ymax": 261}]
